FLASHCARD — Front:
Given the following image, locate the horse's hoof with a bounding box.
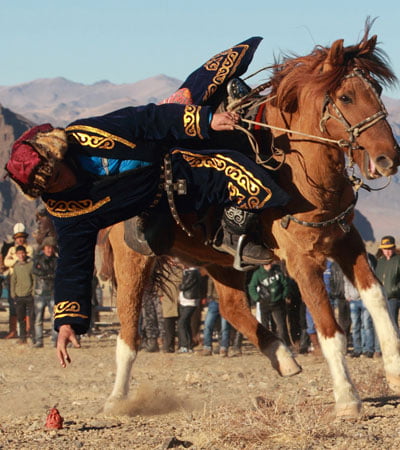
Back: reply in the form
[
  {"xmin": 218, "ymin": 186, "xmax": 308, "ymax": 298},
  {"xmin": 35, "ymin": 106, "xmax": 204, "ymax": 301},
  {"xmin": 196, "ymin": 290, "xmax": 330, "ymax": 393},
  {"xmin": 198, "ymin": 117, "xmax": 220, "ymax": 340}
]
[
  {"xmin": 279, "ymin": 357, "xmax": 302, "ymax": 377},
  {"xmin": 103, "ymin": 396, "xmax": 122, "ymax": 414},
  {"xmin": 386, "ymin": 374, "xmax": 400, "ymax": 393},
  {"xmin": 335, "ymin": 401, "xmax": 362, "ymax": 419}
]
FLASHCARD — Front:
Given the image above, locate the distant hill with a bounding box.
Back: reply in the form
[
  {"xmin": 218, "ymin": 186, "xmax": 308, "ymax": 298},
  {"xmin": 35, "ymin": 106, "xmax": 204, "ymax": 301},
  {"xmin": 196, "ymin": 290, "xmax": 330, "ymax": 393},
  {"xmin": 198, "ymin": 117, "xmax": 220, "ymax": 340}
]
[
  {"xmin": 0, "ymin": 105, "xmax": 40, "ymax": 242},
  {"xmin": 0, "ymin": 75, "xmax": 181, "ymax": 127},
  {"xmin": 0, "ymin": 76, "xmax": 399, "ymax": 246}
]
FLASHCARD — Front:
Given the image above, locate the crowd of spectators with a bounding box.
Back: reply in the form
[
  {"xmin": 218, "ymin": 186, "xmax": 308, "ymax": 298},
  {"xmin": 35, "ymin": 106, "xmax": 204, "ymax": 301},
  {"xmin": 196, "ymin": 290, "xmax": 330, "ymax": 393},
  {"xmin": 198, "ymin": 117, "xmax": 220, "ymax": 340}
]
[{"xmin": 2, "ymin": 213, "xmax": 399, "ymax": 360}]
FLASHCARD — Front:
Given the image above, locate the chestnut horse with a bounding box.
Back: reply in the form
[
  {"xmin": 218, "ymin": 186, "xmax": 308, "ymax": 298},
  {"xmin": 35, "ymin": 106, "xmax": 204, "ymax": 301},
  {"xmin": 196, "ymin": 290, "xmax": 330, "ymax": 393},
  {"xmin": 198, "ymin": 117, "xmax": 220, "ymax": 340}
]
[{"xmin": 105, "ymin": 27, "xmax": 400, "ymax": 417}]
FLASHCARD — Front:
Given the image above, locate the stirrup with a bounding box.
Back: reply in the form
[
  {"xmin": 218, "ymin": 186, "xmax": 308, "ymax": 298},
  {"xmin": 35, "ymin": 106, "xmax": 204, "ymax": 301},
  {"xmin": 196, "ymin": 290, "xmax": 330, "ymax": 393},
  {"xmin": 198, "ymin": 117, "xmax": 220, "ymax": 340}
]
[
  {"xmin": 213, "ymin": 231, "xmax": 257, "ymax": 272},
  {"xmin": 233, "ymin": 234, "xmax": 258, "ymax": 272}
]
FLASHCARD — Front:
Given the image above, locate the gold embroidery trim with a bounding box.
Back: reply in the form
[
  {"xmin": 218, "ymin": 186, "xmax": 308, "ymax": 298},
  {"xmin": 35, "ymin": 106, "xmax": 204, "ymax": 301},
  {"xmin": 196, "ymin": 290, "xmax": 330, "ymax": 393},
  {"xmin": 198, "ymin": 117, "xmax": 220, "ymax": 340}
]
[
  {"xmin": 54, "ymin": 301, "xmax": 88, "ymax": 319},
  {"xmin": 45, "ymin": 196, "xmax": 111, "ymax": 218},
  {"xmin": 171, "ymin": 150, "xmax": 272, "ymax": 209},
  {"xmin": 66, "ymin": 125, "xmax": 136, "ymax": 149},
  {"xmin": 183, "ymin": 105, "xmax": 203, "ymax": 139},
  {"xmin": 203, "ymin": 44, "xmax": 249, "ymax": 102}
]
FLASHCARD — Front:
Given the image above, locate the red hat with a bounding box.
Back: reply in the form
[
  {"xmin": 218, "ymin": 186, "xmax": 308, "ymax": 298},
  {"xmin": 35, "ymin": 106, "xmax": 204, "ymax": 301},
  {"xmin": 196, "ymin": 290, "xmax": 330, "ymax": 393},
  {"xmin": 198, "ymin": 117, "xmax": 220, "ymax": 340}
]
[{"xmin": 5, "ymin": 124, "xmax": 68, "ymax": 199}]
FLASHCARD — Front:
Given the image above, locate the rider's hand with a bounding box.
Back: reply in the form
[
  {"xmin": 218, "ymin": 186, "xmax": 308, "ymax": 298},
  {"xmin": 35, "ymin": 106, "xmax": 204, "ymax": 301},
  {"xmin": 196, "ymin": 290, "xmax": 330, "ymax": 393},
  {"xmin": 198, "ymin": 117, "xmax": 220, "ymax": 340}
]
[
  {"xmin": 57, "ymin": 324, "xmax": 81, "ymax": 368},
  {"xmin": 210, "ymin": 112, "xmax": 239, "ymax": 131}
]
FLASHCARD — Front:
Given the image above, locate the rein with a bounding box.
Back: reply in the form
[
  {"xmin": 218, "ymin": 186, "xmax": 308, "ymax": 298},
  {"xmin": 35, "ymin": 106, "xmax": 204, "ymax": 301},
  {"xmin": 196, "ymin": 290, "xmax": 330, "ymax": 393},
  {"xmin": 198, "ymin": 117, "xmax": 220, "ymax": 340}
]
[{"xmin": 233, "ymin": 69, "xmax": 389, "ymax": 161}]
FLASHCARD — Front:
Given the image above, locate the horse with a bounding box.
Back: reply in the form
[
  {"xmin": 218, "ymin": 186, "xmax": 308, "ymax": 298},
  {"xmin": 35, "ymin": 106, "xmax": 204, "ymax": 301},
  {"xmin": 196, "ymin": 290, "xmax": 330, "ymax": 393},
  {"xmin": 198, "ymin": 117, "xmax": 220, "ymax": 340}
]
[{"xmin": 104, "ymin": 25, "xmax": 400, "ymax": 418}]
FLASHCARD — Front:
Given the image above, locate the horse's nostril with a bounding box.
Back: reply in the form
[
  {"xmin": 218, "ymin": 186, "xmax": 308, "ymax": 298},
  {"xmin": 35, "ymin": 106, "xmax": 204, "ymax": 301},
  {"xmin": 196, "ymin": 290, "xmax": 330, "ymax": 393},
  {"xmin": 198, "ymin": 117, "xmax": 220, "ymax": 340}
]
[{"xmin": 375, "ymin": 155, "xmax": 393, "ymax": 170}]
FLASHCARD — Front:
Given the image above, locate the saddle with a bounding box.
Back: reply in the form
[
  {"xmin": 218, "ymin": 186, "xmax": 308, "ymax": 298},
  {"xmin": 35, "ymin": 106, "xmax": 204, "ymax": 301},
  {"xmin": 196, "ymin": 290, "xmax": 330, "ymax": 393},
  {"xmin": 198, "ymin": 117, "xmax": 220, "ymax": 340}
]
[
  {"xmin": 124, "ymin": 212, "xmax": 175, "ymax": 256},
  {"xmin": 123, "ymin": 78, "xmax": 254, "ymax": 257}
]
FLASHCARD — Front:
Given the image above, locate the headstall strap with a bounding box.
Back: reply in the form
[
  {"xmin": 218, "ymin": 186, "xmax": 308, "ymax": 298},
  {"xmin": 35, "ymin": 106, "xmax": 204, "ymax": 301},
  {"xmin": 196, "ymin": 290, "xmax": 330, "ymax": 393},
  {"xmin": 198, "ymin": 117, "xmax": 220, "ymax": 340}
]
[
  {"xmin": 321, "ymin": 68, "xmax": 388, "ymax": 154},
  {"xmin": 163, "ymin": 153, "xmax": 193, "ymax": 237}
]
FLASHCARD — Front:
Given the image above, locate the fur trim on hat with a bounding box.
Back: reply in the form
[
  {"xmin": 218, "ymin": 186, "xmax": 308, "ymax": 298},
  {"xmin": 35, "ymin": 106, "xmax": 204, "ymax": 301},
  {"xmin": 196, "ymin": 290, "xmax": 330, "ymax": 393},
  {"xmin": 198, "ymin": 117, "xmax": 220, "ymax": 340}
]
[
  {"xmin": 6, "ymin": 127, "xmax": 68, "ymax": 200},
  {"xmin": 28, "ymin": 128, "xmax": 68, "ymax": 160}
]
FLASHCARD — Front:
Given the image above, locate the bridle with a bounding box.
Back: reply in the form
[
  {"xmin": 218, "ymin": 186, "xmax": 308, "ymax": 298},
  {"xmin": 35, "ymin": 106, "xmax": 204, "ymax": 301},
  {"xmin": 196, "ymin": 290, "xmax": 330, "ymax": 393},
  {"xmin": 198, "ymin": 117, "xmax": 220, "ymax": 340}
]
[{"xmin": 319, "ymin": 68, "xmax": 389, "ymax": 166}]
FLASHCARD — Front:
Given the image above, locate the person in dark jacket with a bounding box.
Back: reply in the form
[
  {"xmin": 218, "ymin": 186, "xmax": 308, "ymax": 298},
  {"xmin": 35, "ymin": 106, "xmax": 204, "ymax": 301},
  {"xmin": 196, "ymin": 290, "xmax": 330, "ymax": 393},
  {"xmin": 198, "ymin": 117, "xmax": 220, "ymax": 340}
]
[
  {"xmin": 32, "ymin": 236, "xmax": 58, "ymax": 347},
  {"xmin": 177, "ymin": 267, "xmax": 204, "ymax": 353},
  {"xmin": 375, "ymin": 235, "xmax": 400, "ymax": 331},
  {"xmin": 248, "ymin": 263, "xmax": 291, "ymax": 346}
]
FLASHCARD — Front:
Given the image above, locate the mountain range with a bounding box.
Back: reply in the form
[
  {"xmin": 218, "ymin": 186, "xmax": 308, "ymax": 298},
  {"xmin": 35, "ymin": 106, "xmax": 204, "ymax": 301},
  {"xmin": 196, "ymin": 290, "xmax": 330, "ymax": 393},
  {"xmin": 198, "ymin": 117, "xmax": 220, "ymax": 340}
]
[{"xmin": 0, "ymin": 76, "xmax": 399, "ymax": 244}]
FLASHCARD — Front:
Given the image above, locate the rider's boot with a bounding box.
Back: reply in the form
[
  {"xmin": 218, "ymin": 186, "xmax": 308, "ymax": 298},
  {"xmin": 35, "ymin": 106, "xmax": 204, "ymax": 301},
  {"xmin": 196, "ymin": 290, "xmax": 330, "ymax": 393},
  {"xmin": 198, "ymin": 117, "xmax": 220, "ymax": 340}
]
[{"xmin": 214, "ymin": 206, "xmax": 273, "ymax": 268}]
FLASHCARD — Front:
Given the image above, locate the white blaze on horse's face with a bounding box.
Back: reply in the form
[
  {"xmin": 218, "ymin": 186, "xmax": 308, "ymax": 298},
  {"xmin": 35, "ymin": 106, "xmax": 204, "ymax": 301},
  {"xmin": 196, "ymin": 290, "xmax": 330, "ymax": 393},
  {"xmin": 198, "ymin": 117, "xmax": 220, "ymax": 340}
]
[{"xmin": 327, "ymin": 70, "xmax": 399, "ymax": 179}]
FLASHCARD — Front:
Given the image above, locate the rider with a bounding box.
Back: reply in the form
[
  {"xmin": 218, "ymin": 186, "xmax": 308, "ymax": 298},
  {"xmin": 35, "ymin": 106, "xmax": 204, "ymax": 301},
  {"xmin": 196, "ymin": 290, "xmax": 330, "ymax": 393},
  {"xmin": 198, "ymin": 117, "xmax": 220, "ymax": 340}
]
[{"xmin": 5, "ymin": 37, "xmax": 290, "ymax": 365}]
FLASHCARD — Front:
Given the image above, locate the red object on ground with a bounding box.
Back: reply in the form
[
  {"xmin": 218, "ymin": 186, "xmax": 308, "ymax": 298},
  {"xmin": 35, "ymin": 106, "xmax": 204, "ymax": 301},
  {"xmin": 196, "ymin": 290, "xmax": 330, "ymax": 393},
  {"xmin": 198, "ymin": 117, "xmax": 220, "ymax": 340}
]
[{"xmin": 45, "ymin": 407, "xmax": 64, "ymax": 429}]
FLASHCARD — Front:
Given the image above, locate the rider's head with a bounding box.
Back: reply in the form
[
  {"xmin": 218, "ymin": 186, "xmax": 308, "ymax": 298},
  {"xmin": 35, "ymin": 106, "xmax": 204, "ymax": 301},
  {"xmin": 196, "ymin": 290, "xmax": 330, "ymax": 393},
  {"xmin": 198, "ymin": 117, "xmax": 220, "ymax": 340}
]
[{"xmin": 5, "ymin": 124, "xmax": 68, "ymax": 199}]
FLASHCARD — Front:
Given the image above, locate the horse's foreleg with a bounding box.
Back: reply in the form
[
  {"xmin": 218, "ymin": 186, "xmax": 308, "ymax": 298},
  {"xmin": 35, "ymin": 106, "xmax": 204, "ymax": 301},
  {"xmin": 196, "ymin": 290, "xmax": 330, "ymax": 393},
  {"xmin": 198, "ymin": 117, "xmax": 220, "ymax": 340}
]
[
  {"xmin": 104, "ymin": 223, "xmax": 154, "ymax": 413},
  {"xmin": 334, "ymin": 229, "xmax": 400, "ymax": 394},
  {"xmin": 207, "ymin": 265, "xmax": 301, "ymax": 377},
  {"xmin": 359, "ymin": 282, "xmax": 400, "ymax": 391},
  {"xmin": 289, "ymin": 256, "xmax": 361, "ymax": 418}
]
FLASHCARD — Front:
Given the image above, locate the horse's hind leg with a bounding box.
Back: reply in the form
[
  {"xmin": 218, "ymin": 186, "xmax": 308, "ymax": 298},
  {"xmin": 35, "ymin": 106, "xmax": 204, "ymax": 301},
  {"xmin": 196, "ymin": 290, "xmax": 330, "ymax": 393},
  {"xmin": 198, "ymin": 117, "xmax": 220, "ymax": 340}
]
[
  {"xmin": 104, "ymin": 223, "xmax": 155, "ymax": 413},
  {"xmin": 207, "ymin": 265, "xmax": 301, "ymax": 377}
]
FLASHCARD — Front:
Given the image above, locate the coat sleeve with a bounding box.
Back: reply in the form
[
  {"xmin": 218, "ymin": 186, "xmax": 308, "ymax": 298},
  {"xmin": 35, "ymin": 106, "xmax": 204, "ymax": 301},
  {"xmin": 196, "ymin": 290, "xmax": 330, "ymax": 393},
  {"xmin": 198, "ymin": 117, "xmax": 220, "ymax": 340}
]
[
  {"xmin": 281, "ymin": 272, "xmax": 290, "ymax": 299},
  {"xmin": 248, "ymin": 268, "xmax": 261, "ymax": 302},
  {"xmin": 52, "ymin": 221, "xmax": 98, "ymax": 334},
  {"xmin": 67, "ymin": 103, "xmax": 213, "ymax": 148}
]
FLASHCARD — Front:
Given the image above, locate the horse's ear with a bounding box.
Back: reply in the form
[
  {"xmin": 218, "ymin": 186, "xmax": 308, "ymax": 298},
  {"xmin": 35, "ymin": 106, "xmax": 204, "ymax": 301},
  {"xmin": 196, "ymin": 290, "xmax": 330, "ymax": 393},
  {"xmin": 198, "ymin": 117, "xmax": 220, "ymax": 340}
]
[
  {"xmin": 358, "ymin": 34, "xmax": 377, "ymax": 55},
  {"xmin": 322, "ymin": 39, "xmax": 344, "ymax": 72}
]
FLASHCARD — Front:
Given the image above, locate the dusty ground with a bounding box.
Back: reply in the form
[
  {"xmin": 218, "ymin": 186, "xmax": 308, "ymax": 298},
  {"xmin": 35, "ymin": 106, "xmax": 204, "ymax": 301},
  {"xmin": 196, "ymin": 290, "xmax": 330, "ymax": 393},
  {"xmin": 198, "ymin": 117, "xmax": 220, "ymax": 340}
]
[{"xmin": 1, "ymin": 309, "xmax": 400, "ymax": 450}]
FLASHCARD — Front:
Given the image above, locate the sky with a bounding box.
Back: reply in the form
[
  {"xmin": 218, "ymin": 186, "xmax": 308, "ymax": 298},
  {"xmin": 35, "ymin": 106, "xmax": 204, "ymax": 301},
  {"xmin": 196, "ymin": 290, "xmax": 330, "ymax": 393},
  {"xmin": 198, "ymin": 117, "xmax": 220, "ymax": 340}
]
[{"xmin": 1, "ymin": 0, "xmax": 400, "ymax": 98}]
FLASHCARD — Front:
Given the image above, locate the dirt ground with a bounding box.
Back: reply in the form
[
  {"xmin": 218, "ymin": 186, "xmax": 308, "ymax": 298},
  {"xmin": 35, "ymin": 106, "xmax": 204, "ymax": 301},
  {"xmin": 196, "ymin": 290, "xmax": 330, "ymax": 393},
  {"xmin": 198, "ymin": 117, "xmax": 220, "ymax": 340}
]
[{"xmin": 1, "ymin": 309, "xmax": 400, "ymax": 450}]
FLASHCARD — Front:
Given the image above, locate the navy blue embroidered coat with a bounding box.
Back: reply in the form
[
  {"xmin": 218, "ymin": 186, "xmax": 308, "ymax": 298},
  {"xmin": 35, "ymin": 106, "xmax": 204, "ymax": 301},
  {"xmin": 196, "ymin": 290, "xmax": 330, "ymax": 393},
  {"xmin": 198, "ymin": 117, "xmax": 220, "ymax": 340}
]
[{"xmin": 44, "ymin": 37, "xmax": 289, "ymax": 334}]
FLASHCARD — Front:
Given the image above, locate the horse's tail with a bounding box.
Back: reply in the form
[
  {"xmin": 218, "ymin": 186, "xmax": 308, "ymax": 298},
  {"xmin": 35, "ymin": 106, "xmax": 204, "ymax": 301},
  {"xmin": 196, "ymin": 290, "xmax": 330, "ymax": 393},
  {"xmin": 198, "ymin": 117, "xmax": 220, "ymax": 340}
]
[{"xmin": 150, "ymin": 256, "xmax": 181, "ymax": 300}]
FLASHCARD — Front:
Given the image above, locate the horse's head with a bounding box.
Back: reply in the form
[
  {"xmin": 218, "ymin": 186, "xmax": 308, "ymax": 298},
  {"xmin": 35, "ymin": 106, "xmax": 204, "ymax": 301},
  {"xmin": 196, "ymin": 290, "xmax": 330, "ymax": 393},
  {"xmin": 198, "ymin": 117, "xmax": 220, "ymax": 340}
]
[
  {"xmin": 319, "ymin": 37, "xmax": 399, "ymax": 179},
  {"xmin": 270, "ymin": 19, "xmax": 399, "ymax": 180}
]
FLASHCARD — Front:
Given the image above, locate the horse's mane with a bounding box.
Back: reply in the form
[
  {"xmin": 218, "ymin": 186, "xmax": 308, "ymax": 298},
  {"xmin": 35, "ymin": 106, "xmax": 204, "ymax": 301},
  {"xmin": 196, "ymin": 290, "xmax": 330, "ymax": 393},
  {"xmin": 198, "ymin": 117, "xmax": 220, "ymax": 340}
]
[{"xmin": 269, "ymin": 18, "xmax": 397, "ymax": 112}]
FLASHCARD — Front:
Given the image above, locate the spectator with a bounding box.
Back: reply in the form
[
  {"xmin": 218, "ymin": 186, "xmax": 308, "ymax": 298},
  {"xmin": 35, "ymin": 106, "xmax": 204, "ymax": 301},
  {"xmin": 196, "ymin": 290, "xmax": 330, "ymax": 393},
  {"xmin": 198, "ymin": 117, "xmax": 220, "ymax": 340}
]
[
  {"xmin": 3, "ymin": 223, "xmax": 34, "ymax": 339},
  {"xmin": 177, "ymin": 267, "xmax": 202, "ymax": 353},
  {"xmin": 202, "ymin": 276, "xmax": 232, "ymax": 357},
  {"xmin": 32, "ymin": 207, "xmax": 57, "ymax": 247},
  {"xmin": 4, "ymin": 223, "xmax": 34, "ymax": 270},
  {"xmin": 32, "ymin": 236, "xmax": 58, "ymax": 348},
  {"xmin": 330, "ymin": 261, "xmax": 350, "ymax": 339},
  {"xmin": 344, "ymin": 275, "xmax": 375, "ymax": 358},
  {"xmin": 285, "ymin": 276, "xmax": 302, "ymax": 348},
  {"xmin": 141, "ymin": 280, "xmax": 164, "ymax": 352},
  {"xmin": 10, "ymin": 246, "xmax": 34, "ymax": 344},
  {"xmin": 248, "ymin": 262, "xmax": 291, "ymax": 347},
  {"xmin": 375, "ymin": 235, "xmax": 400, "ymax": 331},
  {"xmin": 89, "ymin": 270, "xmax": 101, "ymax": 334},
  {"xmin": 159, "ymin": 259, "xmax": 182, "ymax": 353}
]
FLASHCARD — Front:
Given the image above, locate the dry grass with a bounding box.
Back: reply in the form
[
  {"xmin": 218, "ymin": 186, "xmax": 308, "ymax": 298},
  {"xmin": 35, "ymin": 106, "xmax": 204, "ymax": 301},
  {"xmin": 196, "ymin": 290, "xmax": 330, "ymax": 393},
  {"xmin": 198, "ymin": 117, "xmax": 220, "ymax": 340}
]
[{"xmin": 193, "ymin": 394, "xmax": 342, "ymax": 449}]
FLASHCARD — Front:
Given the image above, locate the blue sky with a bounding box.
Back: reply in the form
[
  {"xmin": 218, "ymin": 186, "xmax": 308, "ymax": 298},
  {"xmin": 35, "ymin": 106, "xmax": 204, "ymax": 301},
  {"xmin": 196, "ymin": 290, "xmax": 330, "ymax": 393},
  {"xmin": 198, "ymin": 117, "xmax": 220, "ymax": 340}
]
[{"xmin": 1, "ymin": 0, "xmax": 399, "ymax": 98}]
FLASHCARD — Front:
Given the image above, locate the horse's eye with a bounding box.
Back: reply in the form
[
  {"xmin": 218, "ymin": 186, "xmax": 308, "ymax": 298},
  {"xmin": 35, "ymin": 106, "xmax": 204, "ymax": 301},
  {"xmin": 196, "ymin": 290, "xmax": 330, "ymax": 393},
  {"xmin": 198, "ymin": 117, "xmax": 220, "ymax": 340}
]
[{"xmin": 339, "ymin": 94, "xmax": 352, "ymax": 104}]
